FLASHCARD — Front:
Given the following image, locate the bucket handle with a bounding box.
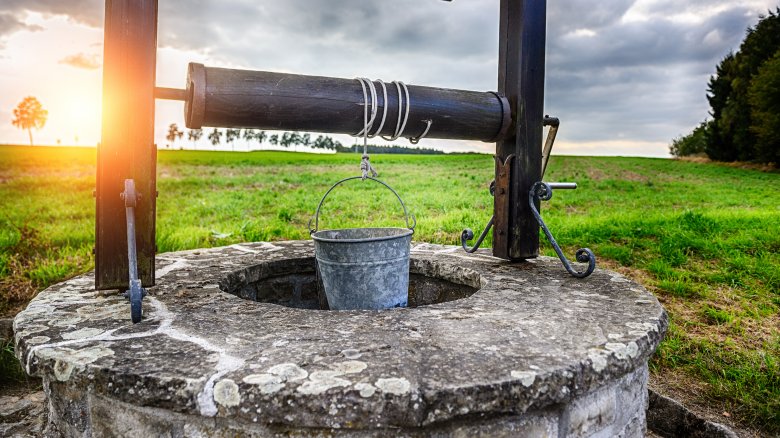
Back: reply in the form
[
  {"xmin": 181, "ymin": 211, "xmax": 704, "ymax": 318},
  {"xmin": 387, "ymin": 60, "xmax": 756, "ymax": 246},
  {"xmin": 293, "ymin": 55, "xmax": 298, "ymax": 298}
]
[{"xmin": 309, "ymin": 176, "xmax": 416, "ymax": 234}]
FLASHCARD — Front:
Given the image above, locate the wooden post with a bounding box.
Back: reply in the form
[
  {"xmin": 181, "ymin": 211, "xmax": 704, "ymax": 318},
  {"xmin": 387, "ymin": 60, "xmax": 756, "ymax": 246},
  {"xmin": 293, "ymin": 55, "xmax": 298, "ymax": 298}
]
[
  {"xmin": 494, "ymin": 0, "xmax": 546, "ymax": 260},
  {"xmin": 96, "ymin": 0, "xmax": 158, "ymax": 290}
]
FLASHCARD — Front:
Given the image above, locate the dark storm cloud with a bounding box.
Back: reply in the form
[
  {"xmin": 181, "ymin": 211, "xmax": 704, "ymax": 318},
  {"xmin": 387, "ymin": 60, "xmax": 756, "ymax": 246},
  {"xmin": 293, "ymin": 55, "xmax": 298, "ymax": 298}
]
[
  {"xmin": 152, "ymin": 0, "xmax": 769, "ymax": 146},
  {"xmin": 543, "ymin": 3, "xmax": 760, "ymax": 142},
  {"xmin": 3, "ymin": 0, "xmax": 770, "ymax": 150},
  {"xmin": 548, "ymin": 0, "xmax": 635, "ymax": 30},
  {"xmin": 0, "ymin": 0, "xmax": 102, "ymax": 27}
]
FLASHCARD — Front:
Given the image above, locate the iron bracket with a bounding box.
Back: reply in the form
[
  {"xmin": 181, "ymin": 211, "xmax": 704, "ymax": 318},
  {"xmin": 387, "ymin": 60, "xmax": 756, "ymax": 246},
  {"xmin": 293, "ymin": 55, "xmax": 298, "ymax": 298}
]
[
  {"xmin": 461, "ymin": 180, "xmax": 496, "ymax": 253},
  {"xmin": 542, "ymin": 115, "xmax": 559, "ymax": 178},
  {"xmin": 121, "ymin": 179, "xmax": 147, "ymax": 323},
  {"xmin": 529, "ymin": 181, "xmax": 596, "ymax": 278}
]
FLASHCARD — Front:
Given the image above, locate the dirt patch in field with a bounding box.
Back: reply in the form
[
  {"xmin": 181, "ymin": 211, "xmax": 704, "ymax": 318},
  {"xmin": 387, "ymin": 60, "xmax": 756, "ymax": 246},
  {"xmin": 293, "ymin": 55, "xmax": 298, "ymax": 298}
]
[{"xmin": 678, "ymin": 156, "xmax": 778, "ymax": 173}]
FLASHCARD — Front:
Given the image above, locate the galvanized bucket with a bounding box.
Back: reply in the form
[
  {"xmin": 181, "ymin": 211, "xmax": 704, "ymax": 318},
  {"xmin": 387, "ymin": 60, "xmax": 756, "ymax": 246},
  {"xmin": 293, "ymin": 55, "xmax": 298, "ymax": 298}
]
[{"xmin": 309, "ymin": 176, "xmax": 416, "ymax": 310}]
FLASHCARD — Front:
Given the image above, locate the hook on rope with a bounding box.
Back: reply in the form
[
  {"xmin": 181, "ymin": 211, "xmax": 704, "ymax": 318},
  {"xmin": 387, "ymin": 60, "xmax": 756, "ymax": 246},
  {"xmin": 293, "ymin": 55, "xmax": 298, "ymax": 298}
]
[{"xmin": 529, "ymin": 181, "xmax": 596, "ymax": 278}]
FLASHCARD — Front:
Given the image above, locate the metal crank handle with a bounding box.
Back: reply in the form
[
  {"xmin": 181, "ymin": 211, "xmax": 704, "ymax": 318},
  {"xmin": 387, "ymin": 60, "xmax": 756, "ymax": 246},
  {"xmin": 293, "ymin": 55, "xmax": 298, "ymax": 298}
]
[{"xmin": 547, "ymin": 182, "xmax": 577, "ymax": 190}]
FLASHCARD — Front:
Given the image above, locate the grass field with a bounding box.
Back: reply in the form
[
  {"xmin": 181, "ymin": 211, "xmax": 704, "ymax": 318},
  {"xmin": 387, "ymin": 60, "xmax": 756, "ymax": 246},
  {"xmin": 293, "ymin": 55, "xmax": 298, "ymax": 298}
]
[{"xmin": 1, "ymin": 145, "xmax": 778, "ymax": 432}]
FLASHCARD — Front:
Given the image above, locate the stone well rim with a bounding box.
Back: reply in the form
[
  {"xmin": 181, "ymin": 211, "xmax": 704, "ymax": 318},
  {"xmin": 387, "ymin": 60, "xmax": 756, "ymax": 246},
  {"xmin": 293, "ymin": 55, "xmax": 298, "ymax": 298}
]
[{"xmin": 14, "ymin": 241, "xmax": 667, "ymax": 430}]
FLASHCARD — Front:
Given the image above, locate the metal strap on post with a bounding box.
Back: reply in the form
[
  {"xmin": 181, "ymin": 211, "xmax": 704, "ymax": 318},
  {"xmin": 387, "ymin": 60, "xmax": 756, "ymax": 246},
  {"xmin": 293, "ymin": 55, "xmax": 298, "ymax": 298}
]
[{"xmin": 121, "ymin": 179, "xmax": 147, "ymax": 323}]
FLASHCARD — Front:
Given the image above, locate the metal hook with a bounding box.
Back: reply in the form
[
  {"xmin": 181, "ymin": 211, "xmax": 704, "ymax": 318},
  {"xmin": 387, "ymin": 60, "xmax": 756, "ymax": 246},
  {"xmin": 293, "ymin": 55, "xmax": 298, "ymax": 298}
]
[
  {"xmin": 461, "ymin": 180, "xmax": 496, "ymax": 253},
  {"xmin": 529, "ymin": 181, "xmax": 596, "ymax": 278},
  {"xmin": 409, "ymin": 120, "xmax": 432, "ymax": 144}
]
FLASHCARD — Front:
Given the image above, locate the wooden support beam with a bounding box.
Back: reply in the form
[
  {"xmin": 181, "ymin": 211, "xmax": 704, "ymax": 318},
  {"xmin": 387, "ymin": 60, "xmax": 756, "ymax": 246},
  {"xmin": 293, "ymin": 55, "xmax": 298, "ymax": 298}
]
[
  {"xmin": 494, "ymin": 0, "xmax": 546, "ymax": 260},
  {"xmin": 96, "ymin": 0, "xmax": 158, "ymax": 290},
  {"xmin": 184, "ymin": 64, "xmax": 511, "ymax": 143}
]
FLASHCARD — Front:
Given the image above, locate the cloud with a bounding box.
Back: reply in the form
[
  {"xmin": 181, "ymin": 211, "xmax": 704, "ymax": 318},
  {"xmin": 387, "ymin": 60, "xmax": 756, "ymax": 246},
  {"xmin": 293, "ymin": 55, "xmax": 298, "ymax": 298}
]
[
  {"xmin": 0, "ymin": 0, "xmax": 102, "ymax": 27},
  {"xmin": 1, "ymin": 0, "xmax": 774, "ymax": 154},
  {"xmin": 0, "ymin": 13, "xmax": 43, "ymax": 41},
  {"xmin": 150, "ymin": 0, "xmax": 769, "ymax": 149},
  {"xmin": 58, "ymin": 52, "xmax": 100, "ymax": 70},
  {"xmin": 543, "ymin": 3, "xmax": 763, "ymax": 143}
]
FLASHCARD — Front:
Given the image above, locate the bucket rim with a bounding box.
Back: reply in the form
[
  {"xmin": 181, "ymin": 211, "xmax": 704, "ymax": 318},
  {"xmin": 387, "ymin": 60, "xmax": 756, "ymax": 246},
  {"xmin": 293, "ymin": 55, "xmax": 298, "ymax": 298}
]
[{"xmin": 311, "ymin": 227, "xmax": 413, "ymax": 244}]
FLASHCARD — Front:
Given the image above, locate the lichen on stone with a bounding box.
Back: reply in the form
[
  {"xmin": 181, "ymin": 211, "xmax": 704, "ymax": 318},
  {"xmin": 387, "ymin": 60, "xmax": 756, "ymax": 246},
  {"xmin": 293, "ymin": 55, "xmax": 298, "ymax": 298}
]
[
  {"xmin": 375, "ymin": 377, "xmax": 411, "ymax": 395},
  {"xmin": 510, "ymin": 370, "xmax": 537, "ymax": 387},
  {"xmin": 243, "ymin": 374, "xmax": 285, "ymax": 394},
  {"xmin": 267, "ymin": 363, "xmax": 308, "ymax": 381},
  {"xmin": 213, "ymin": 379, "xmax": 241, "ymax": 407}
]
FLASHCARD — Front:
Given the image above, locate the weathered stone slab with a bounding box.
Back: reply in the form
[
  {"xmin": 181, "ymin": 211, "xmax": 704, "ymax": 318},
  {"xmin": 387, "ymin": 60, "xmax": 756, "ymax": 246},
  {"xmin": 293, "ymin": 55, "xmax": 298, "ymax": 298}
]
[{"xmin": 14, "ymin": 241, "xmax": 667, "ymax": 436}]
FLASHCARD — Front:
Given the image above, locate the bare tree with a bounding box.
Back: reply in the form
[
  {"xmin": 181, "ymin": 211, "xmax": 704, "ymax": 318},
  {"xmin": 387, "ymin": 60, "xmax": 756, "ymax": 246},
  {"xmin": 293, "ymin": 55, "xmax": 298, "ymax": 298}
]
[{"xmin": 12, "ymin": 96, "xmax": 48, "ymax": 146}]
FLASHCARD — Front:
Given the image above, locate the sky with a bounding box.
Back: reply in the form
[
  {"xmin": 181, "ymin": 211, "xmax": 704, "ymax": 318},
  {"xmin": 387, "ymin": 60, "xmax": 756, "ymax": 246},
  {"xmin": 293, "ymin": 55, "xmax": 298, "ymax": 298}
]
[{"xmin": 0, "ymin": 0, "xmax": 776, "ymax": 156}]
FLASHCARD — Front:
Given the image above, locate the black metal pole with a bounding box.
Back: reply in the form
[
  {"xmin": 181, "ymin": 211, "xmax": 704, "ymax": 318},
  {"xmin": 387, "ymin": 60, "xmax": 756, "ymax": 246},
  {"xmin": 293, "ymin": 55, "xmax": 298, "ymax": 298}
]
[{"xmin": 494, "ymin": 0, "xmax": 546, "ymax": 260}]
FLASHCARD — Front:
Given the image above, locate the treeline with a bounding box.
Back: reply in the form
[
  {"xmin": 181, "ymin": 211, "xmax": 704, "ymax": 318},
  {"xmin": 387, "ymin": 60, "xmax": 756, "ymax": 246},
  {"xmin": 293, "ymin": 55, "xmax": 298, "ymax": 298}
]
[
  {"xmin": 165, "ymin": 124, "xmax": 444, "ymax": 154},
  {"xmin": 165, "ymin": 125, "xmax": 346, "ymax": 151},
  {"xmin": 671, "ymin": 9, "xmax": 779, "ymax": 166},
  {"xmin": 335, "ymin": 144, "xmax": 444, "ymax": 155}
]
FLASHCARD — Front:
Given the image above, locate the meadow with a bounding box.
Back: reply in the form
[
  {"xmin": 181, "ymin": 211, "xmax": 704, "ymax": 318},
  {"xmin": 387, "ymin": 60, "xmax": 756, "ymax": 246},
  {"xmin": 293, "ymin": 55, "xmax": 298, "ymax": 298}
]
[{"xmin": 0, "ymin": 145, "xmax": 778, "ymax": 432}]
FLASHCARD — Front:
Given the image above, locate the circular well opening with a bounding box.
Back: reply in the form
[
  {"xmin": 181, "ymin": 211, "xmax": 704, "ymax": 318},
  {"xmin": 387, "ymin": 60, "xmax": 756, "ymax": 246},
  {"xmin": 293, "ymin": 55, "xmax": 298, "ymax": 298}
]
[{"xmin": 219, "ymin": 257, "xmax": 480, "ymax": 310}]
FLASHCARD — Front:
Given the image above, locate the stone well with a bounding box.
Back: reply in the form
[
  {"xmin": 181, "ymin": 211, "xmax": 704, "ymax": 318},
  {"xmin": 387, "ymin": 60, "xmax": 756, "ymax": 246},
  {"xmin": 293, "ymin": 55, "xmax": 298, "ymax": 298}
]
[{"xmin": 14, "ymin": 241, "xmax": 667, "ymax": 437}]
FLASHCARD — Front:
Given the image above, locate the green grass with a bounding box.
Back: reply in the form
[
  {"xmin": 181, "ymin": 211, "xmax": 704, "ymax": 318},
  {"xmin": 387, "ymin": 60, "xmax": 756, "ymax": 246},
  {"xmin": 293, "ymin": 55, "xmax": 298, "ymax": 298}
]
[{"xmin": 1, "ymin": 145, "xmax": 778, "ymax": 432}]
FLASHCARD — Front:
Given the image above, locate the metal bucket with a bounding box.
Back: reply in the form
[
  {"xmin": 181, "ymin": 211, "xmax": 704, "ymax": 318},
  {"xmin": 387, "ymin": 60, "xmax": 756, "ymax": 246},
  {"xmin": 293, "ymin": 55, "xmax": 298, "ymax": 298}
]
[{"xmin": 309, "ymin": 177, "xmax": 416, "ymax": 310}]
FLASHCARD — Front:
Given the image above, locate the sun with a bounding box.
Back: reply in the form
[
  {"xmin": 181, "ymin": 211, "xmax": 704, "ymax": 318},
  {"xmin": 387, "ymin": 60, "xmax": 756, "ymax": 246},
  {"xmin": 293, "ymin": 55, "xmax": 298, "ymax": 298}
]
[{"xmin": 52, "ymin": 89, "xmax": 102, "ymax": 146}]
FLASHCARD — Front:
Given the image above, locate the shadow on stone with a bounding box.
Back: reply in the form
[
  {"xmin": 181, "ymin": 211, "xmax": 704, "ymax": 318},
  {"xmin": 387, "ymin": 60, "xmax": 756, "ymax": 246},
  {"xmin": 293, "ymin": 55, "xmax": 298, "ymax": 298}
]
[{"xmin": 647, "ymin": 390, "xmax": 738, "ymax": 438}]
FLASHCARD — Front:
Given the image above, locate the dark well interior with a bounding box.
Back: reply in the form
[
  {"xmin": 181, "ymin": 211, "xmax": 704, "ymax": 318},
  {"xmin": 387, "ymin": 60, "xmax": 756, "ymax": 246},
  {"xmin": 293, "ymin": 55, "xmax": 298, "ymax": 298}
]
[{"xmin": 219, "ymin": 257, "xmax": 481, "ymax": 310}]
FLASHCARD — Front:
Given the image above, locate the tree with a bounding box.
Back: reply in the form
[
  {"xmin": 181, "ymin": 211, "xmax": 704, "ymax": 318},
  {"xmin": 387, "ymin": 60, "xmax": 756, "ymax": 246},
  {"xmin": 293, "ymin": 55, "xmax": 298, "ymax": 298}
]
[
  {"xmin": 280, "ymin": 132, "xmax": 293, "ymax": 148},
  {"xmin": 188, "ymin": 129, "xmax": 203, "ymax": 148},
  {"xmin": 748, "ymin": 50, "xmax": 780, "ymax": 164},
  {"xmin": 166, "ymin": 123, "xmax": 183, "ymax": 149},
  {"xmin": 255, "ymin": 130, "xmax": 267, "ymax": 145},
  {"xmin": 670, "ymin": 121, "xmax": 708, "ymax": 157},
  {"xmin": 242, "ymin": 129, "xmax": 255, "ymax": 150},
  {"xmin": 703, "ymin": 8, "xmax": 780, "ymax": 164},
  {"xmin": 313, "ymin": 135, "xmax": 336, "ymax": 150},
  {"xmin": 208, "ymin": 128, "xmax": 223, "ymax": 147},
  {"xmin": 12, "ymin": 96, "xmax": 48, "ymax": 146},
  {"xmin": 225, "ymin": 128, "xmax": 240, "ymax": 150}
]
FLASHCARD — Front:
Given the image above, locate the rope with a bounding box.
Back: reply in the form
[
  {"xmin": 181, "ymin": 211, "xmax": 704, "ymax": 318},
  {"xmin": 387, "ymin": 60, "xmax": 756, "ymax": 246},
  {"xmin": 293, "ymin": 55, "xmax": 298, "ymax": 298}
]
[
  {"xmin": 354, "ymin": 78, "xmax": 434, "ymax": 178},
  {"xmin": 381, "ymin": 81, "xmax": 411, "ymax": 141}
]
